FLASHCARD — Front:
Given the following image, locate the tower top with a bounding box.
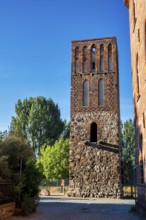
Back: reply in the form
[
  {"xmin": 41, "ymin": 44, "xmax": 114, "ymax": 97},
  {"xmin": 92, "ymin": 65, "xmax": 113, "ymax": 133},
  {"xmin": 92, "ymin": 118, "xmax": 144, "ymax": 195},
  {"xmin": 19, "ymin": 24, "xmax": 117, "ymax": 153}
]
[{"xmin": 72, "ymin": 37, "xmax": 117, "ymax": 43}]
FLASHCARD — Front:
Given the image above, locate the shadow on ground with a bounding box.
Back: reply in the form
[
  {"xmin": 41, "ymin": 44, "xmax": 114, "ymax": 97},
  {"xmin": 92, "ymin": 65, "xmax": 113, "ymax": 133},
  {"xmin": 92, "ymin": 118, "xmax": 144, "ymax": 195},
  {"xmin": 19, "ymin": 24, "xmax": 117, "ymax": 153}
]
[{"xmin": 10, "ymin": 196, "xmax": 140, "ymax": 220}]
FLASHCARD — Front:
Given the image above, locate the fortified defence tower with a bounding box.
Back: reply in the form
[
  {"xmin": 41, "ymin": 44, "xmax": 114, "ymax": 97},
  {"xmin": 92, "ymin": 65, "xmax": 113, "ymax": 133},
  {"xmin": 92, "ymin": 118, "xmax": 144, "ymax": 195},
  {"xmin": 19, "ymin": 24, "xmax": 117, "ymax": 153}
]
[{"xmin": 69, "ymin": 37, "xmax": 121, "ymax": 198}]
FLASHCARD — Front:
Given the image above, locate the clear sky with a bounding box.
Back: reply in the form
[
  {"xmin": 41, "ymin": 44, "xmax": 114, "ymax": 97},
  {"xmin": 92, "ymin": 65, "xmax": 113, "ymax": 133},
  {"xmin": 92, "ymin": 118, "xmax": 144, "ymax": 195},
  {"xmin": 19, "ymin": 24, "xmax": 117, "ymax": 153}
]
[{"xmin": 0, "ymin": 0, "xmax": 133, "ymax": 131}]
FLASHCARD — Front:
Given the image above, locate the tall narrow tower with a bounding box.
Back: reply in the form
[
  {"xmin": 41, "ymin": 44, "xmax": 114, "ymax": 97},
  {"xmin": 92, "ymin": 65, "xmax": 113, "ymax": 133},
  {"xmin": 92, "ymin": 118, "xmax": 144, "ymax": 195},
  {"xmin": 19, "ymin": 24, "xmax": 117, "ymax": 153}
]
[{"xmin": 69, "ymin": 37, "xmax": 121, "ymax": 198}]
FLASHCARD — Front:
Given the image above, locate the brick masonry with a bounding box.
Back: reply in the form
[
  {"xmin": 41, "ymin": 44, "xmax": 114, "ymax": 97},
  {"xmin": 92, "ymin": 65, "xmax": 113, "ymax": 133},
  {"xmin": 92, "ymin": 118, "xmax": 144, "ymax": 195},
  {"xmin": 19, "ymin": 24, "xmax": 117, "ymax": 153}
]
[
  {"xmin": 69, "ymin": 38, "xmax": 121, "ymax": 198},
  {"xmin": 125, "ymin": 0, "xmax": 146, "ymax": 215}
]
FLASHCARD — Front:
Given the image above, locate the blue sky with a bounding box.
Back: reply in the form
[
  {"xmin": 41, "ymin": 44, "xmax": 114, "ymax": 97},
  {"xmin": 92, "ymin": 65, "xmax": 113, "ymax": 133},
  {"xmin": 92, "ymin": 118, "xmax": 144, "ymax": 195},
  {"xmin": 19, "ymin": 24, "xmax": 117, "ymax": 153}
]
[{"xmin": 0, "ymin": 0, "xmax": 133, "ymax": 131}]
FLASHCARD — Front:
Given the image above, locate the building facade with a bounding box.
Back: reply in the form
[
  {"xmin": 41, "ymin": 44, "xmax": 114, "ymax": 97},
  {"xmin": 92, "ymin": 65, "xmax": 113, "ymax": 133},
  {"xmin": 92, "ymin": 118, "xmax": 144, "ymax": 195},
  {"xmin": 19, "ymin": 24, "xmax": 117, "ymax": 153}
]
[
  {"xmin": 125, "ymin": 0, "xmax": 146, "ymax": 213},
  {"xmin": 69, "ymin": 37, "xmax": 121, "ymax": 198}
]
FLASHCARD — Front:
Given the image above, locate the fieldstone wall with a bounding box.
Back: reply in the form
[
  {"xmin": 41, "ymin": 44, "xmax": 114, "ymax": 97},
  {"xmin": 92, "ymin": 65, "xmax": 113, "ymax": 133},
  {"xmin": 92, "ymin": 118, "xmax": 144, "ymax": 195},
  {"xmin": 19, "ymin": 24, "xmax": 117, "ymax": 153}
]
[
  {"xmin": 69, "ymin": 112, "xmax": 121, "ymax": 198},
  {"xmin": 0, "ymin": 202, "xmax": 15, "ymax": 219},
  {"xmin": 69, "ymin": 142, "xmax": 121, "ymax": 198},
  {"xmin": 70, "ymin": 112, "xmax": 120, "ymax": 145}
]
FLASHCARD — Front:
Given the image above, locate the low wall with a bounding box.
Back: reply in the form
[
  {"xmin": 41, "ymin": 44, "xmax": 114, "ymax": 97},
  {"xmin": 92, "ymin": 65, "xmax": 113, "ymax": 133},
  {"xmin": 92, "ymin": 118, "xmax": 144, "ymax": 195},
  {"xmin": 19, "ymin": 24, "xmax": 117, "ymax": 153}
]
[{"xmin": 0, "ymin": 202, "xmax": 15, "ymax": 219}]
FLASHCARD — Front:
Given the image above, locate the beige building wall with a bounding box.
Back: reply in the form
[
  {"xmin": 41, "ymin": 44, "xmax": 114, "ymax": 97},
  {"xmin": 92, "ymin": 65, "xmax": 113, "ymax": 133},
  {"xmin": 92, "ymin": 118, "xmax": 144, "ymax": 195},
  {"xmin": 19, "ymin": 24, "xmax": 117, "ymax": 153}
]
[{"xmin": 125, "ymin": 0, "xmax": 146, "ymax": 212}]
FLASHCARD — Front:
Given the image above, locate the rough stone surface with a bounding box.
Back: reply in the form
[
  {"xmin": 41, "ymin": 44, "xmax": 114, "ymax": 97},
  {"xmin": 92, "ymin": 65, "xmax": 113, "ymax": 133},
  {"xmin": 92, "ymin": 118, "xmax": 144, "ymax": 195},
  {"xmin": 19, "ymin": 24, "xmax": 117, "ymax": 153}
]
[
  {"xmin": 0, "ymin": 202, "xmax": 15, "ymax": 219},
  {"xmin": 39, "ymin": 188, "xmax": 50, "ymax": 196},
  {"xmin": 70, "ymin": 38, "xmax": 121, "ymax": 198},
  {"xmin": 69, "ymin": 141, "xmax": 120, "ymax": 198},
  {"xmin": 70, "ymin": 112, "xmax": 119, "ymax": 145}
]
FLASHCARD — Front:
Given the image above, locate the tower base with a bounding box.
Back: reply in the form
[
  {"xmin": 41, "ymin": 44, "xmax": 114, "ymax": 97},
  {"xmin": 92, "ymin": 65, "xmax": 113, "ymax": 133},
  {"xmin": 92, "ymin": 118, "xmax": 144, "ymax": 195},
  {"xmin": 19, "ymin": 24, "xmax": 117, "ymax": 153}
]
[{"xmin": 68, "ymin": 141, "xmax": 121, "ymax": 198}]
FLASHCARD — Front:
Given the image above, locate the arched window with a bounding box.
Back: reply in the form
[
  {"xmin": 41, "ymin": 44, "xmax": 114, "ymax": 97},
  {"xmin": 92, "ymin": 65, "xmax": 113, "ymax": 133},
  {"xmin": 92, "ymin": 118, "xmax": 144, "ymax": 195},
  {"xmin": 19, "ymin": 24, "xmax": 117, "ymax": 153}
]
[
  {"xmin": 108, "ymin": 44, "xmax": 112, "ymax": 71},
  {"xmin": 133, "ymin": 0, "xmax": 136, "ymax": 31},
  {"xmin": 83, "ymin": 46, "xmax": 87, "ymax": 73},
  {"xmin": 145, "ymin": 21, "xmax": 146, "ymax": 61},
  {"xmin": 139, "ymin": 134, "xmax": 144, "ymax": 184},
  {"xmin": 83, "ymin": 80, "xmax": 89, "ymax": 106},
  {"xmin": 91, "ymin": 44, "xmax": 96, "ymax": 72},
  {"xmin": 143, "ymin": 112, "xmax": 145, "ymax": 128},
  {"xmin": 90, "ymin": 122, "xmax": 97, "ymax": 142},
  {"xmin": 98, "ymin": 79, "xmax": 104, "ymax": 106},
  {"xmin": 138, "ymin": 29, "xmax": 140, "ymax": 42},
  {"xmin": 75, "ymin": 47, "xmax": 79, "ymax": 74},
  {"xmin": 100, "ymin": 44, "xmax": 104, "ymax": 72},
  {"xmin": 136, "ymin": 54, "xmax": 140, "ymax": 96}
]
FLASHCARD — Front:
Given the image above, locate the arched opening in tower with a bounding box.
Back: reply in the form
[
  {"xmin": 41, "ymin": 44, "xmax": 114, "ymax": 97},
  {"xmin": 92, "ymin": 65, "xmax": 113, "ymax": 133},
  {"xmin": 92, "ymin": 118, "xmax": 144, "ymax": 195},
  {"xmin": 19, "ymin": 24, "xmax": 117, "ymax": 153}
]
[{"xmin": 90, "ymin": 122, "xmax": 97, "ymax": 142}]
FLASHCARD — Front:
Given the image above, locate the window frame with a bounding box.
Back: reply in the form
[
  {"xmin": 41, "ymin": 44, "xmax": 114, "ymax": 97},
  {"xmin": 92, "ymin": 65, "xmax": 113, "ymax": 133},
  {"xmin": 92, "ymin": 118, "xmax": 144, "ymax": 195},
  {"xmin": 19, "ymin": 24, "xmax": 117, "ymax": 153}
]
[
  {"xmin": 91, "ymin": 44, "xmax": 96, "ymax": 73},
  {"xmin": 98, "ymin": 79, "xmax": 105, "ymax": 106},
  {"xmin": 83, "ymin": 80, "xmax": 89, "ymax": 107},
  {"xmin": 75, "ymin": 47, "xmax": 79, "ymax": 74},
  {"xmin": 100, "ymin": 44, "xmax": 104, "ymax": 72},
  {"xmin": 90, "ymin": 122, "xmax": 97, "ymax": 142},
  {"xmin": 108, "ymin": 43, "xmax": 112, "ymax": 72}
]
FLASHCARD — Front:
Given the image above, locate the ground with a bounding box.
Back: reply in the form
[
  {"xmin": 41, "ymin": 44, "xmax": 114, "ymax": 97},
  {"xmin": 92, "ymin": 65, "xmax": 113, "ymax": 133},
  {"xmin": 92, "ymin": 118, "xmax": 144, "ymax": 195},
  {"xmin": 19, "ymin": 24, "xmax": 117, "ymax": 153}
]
[{"xmin": 10, "ymin": 196, "xmax": 140, "ymax": 220}]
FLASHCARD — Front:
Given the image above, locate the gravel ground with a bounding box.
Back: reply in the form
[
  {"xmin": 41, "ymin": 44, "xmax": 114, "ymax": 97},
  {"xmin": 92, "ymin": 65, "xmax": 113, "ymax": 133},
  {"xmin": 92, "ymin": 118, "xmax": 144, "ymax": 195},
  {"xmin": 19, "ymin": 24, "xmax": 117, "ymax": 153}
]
[{"xmin": 9, "ymin": 196, "xmax": 141, "ymax": 220}]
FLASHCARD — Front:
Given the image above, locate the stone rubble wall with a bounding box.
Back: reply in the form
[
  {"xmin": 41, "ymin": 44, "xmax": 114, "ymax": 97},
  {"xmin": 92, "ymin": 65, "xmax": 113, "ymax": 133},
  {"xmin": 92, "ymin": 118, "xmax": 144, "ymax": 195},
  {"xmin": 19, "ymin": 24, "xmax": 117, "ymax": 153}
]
[
  {"xmin": 70, "ymin": 112, "xmax": 120, "ymax": 145},
  {"xmin": 0, "ymin": 202, "xmax": 15, "ymax": 219},
  {"xmin": 69, "ymin": 112, "xmax": 121, "ymax": 198}
]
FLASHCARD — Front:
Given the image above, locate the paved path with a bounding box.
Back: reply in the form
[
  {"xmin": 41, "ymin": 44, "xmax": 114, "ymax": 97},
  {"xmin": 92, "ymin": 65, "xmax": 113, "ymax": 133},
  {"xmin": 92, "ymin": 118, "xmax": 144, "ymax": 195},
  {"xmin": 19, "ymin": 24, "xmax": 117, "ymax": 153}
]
[{"xmin": 10, "ymin": 196, "xmax": 141, "ymax": 220}]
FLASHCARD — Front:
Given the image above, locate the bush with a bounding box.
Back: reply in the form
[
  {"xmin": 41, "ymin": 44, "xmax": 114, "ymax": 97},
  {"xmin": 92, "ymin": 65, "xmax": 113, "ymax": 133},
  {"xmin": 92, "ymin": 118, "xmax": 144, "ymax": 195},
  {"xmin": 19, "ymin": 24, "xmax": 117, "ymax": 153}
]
[
  {"xmin": 0, "ymin": 134, "xmax": 42, "ymax": 208},
  {"xmin": 21, "ymin": 194, "xmax": 36, "ymax": 216},
  {"xmin": 129, "ymin": 205, "xmax": 137, "ymax": 212}
]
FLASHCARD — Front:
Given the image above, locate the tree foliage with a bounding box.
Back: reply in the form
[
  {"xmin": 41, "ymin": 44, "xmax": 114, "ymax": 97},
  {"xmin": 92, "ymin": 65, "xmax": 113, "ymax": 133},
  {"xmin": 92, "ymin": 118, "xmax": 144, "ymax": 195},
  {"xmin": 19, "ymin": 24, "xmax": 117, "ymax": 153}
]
[
  {"xmin": 0, "ymin": 130, "xmax": 8, "ymax": 141},
  {"xmin": 10, "ymin": 96, "xmax": 64, "ymax": 153},
  {"xmin": 37, "ymin": 138, "xmax": 69, "ymax": 181},
  {"xmin": 121, "ymin": 119, "xmax": 135, "ymax": 185},
  {"xmin": 0, "ymin": 133, "xmax": 42, "ymax": 207},
  {"xmin": 0, "ymin": 140, "xmax": 10, "ymax": 179}
]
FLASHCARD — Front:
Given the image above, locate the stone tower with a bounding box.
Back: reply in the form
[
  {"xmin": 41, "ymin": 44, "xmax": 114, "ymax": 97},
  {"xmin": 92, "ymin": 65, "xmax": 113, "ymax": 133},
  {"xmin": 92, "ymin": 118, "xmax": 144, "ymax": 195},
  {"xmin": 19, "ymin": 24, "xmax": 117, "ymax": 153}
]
[{"xmin": 69, "ymin": 37, "xmax": 121, "ymax": 198}]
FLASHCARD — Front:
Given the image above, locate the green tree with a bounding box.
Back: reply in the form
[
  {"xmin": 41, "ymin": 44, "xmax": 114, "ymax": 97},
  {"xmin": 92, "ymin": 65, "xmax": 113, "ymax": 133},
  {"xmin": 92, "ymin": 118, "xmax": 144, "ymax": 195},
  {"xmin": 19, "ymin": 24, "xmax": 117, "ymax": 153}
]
[
  {"xmin": 37, "ymin": 138, "xmax": 69, "ymax": 181},
  {"xmin": 121, "ymin": 119, "xmax": 135, "ymax": 194},
  {"xmin": 0, "ymin": 130, "xmax": 8, "ymax": 140},
  {"xmin": 0, "ymin": 141, "xmax": 10, "ymax": 179},
  {"xmin": 0, "ymin": 133, "xmax": 42, "ymax": 208},
  {"xmin": 10, "ymin": 96, "xmax": 64, "ymax": 153}
]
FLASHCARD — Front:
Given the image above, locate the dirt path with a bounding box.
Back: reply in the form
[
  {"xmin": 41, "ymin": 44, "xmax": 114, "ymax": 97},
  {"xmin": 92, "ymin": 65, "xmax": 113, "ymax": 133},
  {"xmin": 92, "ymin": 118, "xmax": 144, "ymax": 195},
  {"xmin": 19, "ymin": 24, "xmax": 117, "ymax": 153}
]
[{"xmin": 9, "ymin": 196, "xmax": 141, "ymax": 220}]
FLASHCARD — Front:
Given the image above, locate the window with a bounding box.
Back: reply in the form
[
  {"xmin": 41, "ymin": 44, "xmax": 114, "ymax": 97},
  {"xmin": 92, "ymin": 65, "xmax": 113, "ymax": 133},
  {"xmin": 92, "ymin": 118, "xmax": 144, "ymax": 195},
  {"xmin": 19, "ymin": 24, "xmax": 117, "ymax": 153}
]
[
  {"xmin": 133, "ymin": 0, "xmax": 136, "ymax": 32},
  {"xmin": 100, "ymin": 44, "xmax": 104, "ymax": 72},
  {"xmin": 98, "ymin": 79, "xmax": 104, "ymax": 106},
  {"xmin": 139, "ymin": 134, "xmax": 144, "ymax": 184},
  {"xmin": 90, "ymin": 122, "xmax": 97, "ymax": 142},
  {"xmin": 143, "ymin": 112, "xmax": 145, "ymax": 128},
  {"xmin": 145, "ymin": 21, "xmax": 146, "ymax": 61},
  {"xmin": 91, "ymin": 44, "xmax": 96, "ymax": 72},
  {"xmin": 136, "ymin": 54, "xmax": 140, "ymax": 97},
  {"xmin": 138, "ymin": 29, "xmax": 140, "ymax": 42},
  {"xmin": 83, "ymin": 46, "xmax": 87, "ymax": 73},
  {"xmin": 108, "ymin": 44, "xmax": 112, "ymax": 71},
  {"xmin": 140, "ymin": 159, "xmax": 144, "ymax": 184},
  {"xmin": 75, "ymin": 47, "xmax": 79, "ymax": 74},
  {"xmin": 83, "ymin": 80, "xmax": 89, "ymax": 106}
]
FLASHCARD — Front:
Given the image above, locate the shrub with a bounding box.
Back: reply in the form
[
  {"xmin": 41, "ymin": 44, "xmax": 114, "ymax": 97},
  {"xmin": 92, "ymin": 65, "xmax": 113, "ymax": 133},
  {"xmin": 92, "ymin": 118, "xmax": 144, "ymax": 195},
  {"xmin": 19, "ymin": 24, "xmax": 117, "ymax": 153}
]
[
  {"xmin": 129, "ymin": 205, "xmax": 137, "ymax": 212},
  {"xmin": 21, "ymin": 194, "xmax": 36, "ymax": 216}
]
